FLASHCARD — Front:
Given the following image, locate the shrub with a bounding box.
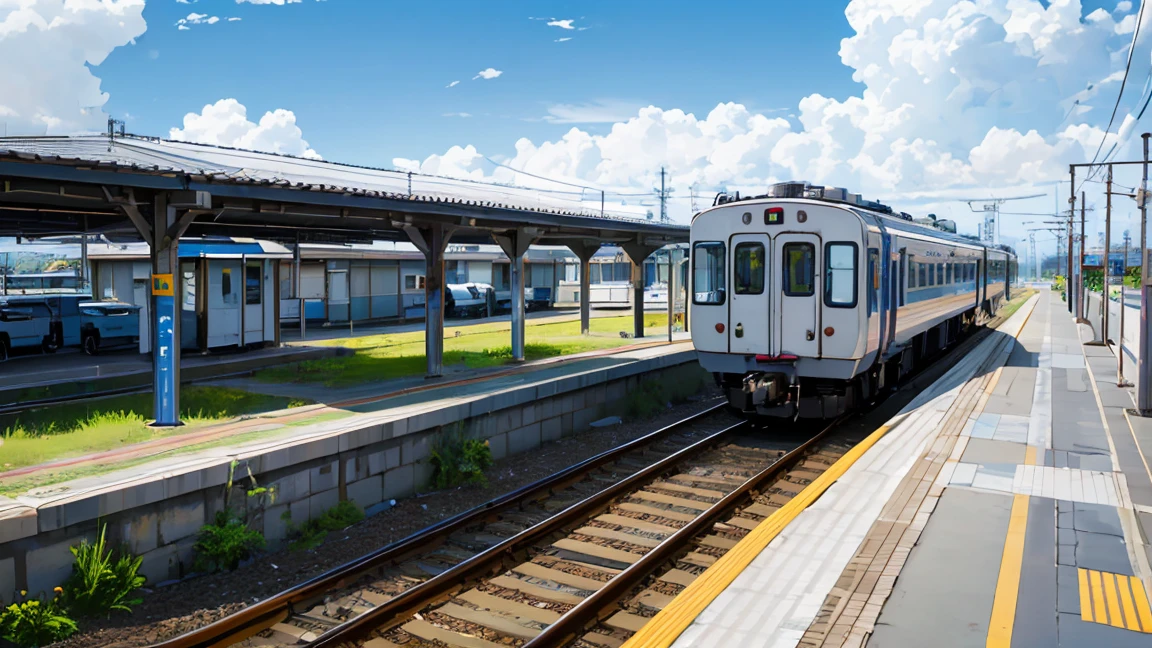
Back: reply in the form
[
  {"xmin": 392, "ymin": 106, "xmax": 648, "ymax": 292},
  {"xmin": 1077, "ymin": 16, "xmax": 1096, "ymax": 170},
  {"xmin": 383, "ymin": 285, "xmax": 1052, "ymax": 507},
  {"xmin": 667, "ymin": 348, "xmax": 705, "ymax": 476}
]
[
  {"xmin": 430, "ymin": 434, "xmax": 493, "ymax": 489},
  {"xmin": 0, "ymin": 593, "xmax": 77, "ymax": 647},
  {"xmin": 193, "ymin": 510, "xmax": 266, "ymax": 572},
  {"xmin": 286, "ymin": 499, "xmax": 365, "ymax": 551},
  {"xmin": 62, "ymin": 524, "xmax": 146, "ymax": 618}
]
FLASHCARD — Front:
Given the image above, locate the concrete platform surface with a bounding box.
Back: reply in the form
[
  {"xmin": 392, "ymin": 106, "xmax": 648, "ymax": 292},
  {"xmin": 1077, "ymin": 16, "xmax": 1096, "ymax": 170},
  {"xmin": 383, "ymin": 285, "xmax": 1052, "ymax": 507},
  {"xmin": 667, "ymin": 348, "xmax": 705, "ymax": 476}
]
[{"xmin": 640, "ymin": 288, "xmax": 1152, "ymax": 648}]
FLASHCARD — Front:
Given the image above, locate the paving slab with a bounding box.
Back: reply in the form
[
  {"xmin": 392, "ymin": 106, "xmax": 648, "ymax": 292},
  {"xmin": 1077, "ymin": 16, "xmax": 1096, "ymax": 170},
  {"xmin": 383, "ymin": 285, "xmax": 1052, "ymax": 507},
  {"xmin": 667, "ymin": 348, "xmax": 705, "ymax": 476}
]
[{"xmin": 961, "ymin": 438, "xmax": 1027, "ymax": 465}]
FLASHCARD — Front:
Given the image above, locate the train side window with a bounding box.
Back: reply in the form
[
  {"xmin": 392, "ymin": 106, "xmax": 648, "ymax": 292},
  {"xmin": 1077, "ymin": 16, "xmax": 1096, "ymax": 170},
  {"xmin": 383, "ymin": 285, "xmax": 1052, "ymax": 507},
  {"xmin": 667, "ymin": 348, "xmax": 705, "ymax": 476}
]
[
  {"xmin": 917, "ymin": 262, "xmax": 926, "ymax": 288},
  {"xmin": 824, "ymin": 242, "xmax": 858, "ymax": 308},
  {"xmin": 733, "ymin": 242, "xmax": 765, "ymax": 295},
  {"xmin": 782, "ymin": 243, "xmax": 814, "ymax": 296},
  {"xmin": 946, "ymin": 263, "xmax": 953, "ymax": 284},
  {"xmin": 936, "ymin": 263, "xmax": 944, "ymax": 285},
  {"xmin": 909, "ymin": 261, "xmax": 917, "ymax": 289},
  {"xmin": 867, "ymin": 248, "xmax": 880, "ymax": 314},
  {"xmin": 693, "ymin": 242, "xmax": 727, "ymax": 305}
]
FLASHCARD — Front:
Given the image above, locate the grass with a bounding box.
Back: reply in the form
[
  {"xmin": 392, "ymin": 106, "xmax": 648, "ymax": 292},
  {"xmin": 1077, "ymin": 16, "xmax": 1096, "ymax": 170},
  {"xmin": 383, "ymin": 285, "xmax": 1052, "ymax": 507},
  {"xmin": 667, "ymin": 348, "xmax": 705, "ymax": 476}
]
[
  {"xmin": 0, "ymin": 386, "xmax": 312, "ymax": 473},
  {"xmin": 996, "ymin": 288, "xmax": 1037, "ymax": 322},
  {"xmin": 259, "ymin": 313, "xmax": 673, "ymax": 387},
  {"xmin": 0, "ymin": 412, "xmax": 353, "ymax": 499}
]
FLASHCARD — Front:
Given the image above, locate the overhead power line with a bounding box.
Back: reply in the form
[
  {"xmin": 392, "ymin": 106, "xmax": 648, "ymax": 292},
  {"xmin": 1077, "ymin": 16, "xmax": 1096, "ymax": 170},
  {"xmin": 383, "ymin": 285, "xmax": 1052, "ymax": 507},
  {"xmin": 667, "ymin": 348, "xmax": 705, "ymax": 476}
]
[{"xmin": 1080, "ymin": 0, "xmax": 1148, "ymax": 190}]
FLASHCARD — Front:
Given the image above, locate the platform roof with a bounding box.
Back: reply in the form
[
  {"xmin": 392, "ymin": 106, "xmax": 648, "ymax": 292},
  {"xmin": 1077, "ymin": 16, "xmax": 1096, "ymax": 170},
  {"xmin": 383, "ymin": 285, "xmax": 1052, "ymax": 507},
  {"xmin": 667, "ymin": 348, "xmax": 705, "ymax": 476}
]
[{"xmin": 0, "ymin": 135, "xmax": 687, "ymax": 249}]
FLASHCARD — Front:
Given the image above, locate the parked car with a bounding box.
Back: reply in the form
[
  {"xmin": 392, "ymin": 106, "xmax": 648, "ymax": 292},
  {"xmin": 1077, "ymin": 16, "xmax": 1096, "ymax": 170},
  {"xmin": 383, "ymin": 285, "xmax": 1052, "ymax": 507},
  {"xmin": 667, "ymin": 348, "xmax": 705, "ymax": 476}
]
[
  {"xmin": 79, "ymin": 300, "xmax": 142, "ymax": 355},
  {"xmin": 447, "ymin": 283, "xmax": 496, "ymax": 318},
  {"xmin": 0, "ymin": 299, "xmax": 56, "ymax": 361}
]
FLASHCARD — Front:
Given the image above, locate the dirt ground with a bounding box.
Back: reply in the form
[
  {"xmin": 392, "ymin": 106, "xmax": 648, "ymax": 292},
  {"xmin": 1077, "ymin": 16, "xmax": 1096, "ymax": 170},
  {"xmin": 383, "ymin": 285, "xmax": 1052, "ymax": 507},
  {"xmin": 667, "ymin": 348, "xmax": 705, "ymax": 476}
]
[{"xmin": 51, "ymin": 387, "xmax": 722, "ymax": 648}]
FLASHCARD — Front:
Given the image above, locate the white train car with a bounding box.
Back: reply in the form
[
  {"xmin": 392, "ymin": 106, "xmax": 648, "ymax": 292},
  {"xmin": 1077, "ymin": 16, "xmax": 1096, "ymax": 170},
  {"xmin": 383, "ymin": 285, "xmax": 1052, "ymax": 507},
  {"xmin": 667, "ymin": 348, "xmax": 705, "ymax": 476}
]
[{"xmin": 691, "ymin": 182, "xmax": 1016, "ymax": 419}]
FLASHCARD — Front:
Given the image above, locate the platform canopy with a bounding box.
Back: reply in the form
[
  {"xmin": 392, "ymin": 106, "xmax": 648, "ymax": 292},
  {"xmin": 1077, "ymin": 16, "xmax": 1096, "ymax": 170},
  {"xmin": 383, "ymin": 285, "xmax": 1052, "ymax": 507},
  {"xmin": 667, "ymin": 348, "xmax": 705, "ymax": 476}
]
[{"xmin": 0, "ymin": 135, "xmax": 687, "ymax": 247}]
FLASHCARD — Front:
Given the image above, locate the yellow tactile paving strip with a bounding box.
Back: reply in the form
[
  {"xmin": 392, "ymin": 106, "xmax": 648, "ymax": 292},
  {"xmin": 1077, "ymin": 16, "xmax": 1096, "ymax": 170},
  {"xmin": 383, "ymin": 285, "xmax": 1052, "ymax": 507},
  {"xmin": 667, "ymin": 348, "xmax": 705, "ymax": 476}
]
[{"xmin": 1078, "ymin": 568, "xmax": 1152, "ymax": 633}]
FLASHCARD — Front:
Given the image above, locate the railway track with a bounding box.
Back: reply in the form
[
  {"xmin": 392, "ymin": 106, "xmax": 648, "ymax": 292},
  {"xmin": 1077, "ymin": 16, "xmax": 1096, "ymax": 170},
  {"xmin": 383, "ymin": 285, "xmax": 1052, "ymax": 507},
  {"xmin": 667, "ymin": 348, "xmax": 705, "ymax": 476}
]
[
  {"xmin": 151, "ymin": 402, "xmax": 740, "ymax": 648},
  {"xmin": 304, "ymin": 418, "xmax": 848, "ymax": 648}
]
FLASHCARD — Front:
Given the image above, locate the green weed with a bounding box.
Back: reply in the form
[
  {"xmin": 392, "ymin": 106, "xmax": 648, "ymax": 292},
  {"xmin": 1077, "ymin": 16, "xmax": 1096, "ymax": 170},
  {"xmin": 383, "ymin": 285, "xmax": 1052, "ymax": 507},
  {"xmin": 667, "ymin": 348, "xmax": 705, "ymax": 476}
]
[
  {"xmin": 61, "ymin": 524, "xmax": 145, "ymax": 618},
  {"xmin": 286, "ymin": 500, "xmax": 365, "ymax": 551},
  {"xmin": 620, "ymin": 365, "xmax": 711, "ymax": 421},
  {"xmin": 192, "ymin": 510, "xmax": 266, "ymax": 573},
  {"xmin": 430, "ymin": 434, "xmax": 493, "ymax": 489},
  {"xmin": 0, "ymin": 593, "xmax": 77, "ymax": 648}
]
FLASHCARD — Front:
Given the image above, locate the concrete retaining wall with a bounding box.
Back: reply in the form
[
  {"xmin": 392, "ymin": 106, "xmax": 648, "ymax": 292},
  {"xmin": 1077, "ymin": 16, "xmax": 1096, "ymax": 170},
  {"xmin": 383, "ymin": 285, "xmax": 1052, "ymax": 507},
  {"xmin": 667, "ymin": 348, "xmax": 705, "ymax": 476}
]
[{"xmin": 0, "ymin": 349, "xmax": 701, "ymax": 599}]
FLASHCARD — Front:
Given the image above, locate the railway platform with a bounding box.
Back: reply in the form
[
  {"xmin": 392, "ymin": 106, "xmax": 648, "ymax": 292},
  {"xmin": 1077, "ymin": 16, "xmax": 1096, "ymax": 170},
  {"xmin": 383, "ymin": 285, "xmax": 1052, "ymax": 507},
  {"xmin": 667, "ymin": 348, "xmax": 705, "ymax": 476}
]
[
  {"xmin": 0, "ymin": 336, "xmax": 693, "ymax": 598},
  {"xmin": 629, "ymin": 288, "xmax": 1152, "ymax": 648}
]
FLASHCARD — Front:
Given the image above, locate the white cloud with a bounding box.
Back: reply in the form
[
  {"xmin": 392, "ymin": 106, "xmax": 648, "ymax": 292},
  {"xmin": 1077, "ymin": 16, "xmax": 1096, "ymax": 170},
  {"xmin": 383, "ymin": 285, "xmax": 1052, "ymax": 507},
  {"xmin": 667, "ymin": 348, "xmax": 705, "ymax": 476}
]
[
  {"xmin": 237, "ymin": 0, "xmax": 302, "ymax": 4},
  {"xmin": 402, "ymin": 0, "xmax": 1149, "ymax": 228},
  {"xmin": 169, "ymin": 98, "xmax": 321, "ymax": 159},
  {"xmin": 546, "ymin": 19, "xmax": 574, "ymax": 29},
  {"xmin": 176, "ymin": 12, "xmax": 226, "ymax": 29},
  {"xmin": 228, "ymin": 17, "xmax": 241, "ymax": 22},
  {"xmin": 0, "ymin": 0, "xmax": 147, "ymax": 136},
  {"xmin": 543, "ymin": 100, "xmax": 643, "ymax": 124},
  {"xmin": 555, "ymin": 37, "xmax": 572, "ymax": 42},
  {"xmin": 1116, "ymin": 1, "xmax": 1132, "ymax": 13},
  {"xmin": 473, "ymin": 68, "xmax": 502, "ymax": 80},
  {"xmin": 446, "ymin": 80, "xmax": 460, "ymax": 88},
  {"xmin": 442, "ymin": 112, "xmax": 472, "ymax": 118}
]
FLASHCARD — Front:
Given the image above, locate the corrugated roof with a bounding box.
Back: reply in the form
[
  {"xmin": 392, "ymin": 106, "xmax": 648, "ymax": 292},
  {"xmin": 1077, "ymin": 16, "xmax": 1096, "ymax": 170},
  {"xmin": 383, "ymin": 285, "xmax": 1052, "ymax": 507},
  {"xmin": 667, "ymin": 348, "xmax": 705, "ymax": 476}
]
[{"xmin": 0, "ymin": 135, "xmax": 673, "ymax": 228}]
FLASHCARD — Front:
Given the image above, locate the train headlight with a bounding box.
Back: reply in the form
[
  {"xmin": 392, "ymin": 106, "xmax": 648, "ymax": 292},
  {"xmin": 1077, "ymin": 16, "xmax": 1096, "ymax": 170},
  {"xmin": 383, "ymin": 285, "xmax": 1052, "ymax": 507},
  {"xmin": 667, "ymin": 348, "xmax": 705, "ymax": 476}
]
[{"xmin": 715, "ymin": 323, "xmax": 725, "ymax": 333}]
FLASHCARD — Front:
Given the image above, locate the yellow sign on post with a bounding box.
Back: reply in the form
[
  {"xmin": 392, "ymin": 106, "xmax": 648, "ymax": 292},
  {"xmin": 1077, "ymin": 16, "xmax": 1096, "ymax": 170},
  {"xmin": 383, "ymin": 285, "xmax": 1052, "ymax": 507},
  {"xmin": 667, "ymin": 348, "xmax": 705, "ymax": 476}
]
[{"xmin": 152, "ymin": 274, "xmax": 174, "ymax": 296}]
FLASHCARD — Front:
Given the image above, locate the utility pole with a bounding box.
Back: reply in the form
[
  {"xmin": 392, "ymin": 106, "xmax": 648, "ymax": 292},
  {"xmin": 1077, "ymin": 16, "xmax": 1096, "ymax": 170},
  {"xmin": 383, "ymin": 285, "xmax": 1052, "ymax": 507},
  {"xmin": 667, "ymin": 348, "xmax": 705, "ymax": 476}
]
[
  {"xmin": 659, "ymin": 167, "xmax": 668, "ymax": 223},
  {"xmin": 1105, "ymin": 164, "xmax": 1113, "ymax": 348},
  {"xmin": 1139, "ymin": 133, "xmax": 1152, "ymax": 413},
  {"xmin": 1080, "ymin": 191, "xmax": 1087, "ymax": 320},
  {"xmin": 1029, "ymin": 232, "xmax": 1038, "ymax": 280},
  {"xmin": 1120, "ymin": 229, "xmax": 1133, "ymax": 386}
]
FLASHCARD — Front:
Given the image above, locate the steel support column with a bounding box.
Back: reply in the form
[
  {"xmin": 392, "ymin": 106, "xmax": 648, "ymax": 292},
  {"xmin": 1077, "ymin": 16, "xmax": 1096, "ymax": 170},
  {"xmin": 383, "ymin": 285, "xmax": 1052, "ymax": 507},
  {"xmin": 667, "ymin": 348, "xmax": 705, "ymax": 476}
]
[
  {"xmin": 562, "ymin": 240, "xmax": 600, "ymax": 335},
  {"xmin": 494, "ymin": 229, "xmax": 539, "ymax": 361},
  {"xmin": 145, "ymin": 193, "xmax": 201, "ymax": 427},
  {"xmin": 622, "ymin": 242, "xmax": 659, "ymax": 339},
  {"xmin": 403, "ymin": 223, "xmax": 455, "ymax": 377}
]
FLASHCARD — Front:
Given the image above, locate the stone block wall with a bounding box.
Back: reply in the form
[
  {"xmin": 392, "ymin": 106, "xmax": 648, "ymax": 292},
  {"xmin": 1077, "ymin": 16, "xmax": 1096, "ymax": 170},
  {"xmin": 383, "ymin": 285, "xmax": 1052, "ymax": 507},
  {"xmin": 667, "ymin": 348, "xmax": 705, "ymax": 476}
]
[{"xmin": 0, "ymin": 351, "xmax": 702, "ymax": 599}]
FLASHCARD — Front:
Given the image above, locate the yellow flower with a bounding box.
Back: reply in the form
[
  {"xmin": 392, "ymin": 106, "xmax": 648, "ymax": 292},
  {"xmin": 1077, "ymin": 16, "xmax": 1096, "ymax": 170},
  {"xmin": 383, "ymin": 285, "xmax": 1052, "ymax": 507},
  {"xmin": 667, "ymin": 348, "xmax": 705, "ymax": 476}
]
[
  {"xmin": 484, "ymin": 439, "xmax": 490, "ymax": 447},
  {"xmin": 19, "ymin": 590, "xmax": 25, "ymax": 597},
  {"xmin": 53, "ymin": 587, "xmax": 63, "ymax": 594}
]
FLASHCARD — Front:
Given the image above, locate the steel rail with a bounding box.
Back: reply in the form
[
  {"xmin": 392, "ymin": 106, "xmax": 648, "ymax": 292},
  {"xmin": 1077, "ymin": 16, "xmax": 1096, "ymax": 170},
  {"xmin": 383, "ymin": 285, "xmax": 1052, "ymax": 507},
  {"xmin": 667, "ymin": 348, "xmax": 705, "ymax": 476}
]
[
  {"xmin": 309, "ymin": 418, "xmax": 752, "ymax": 648},
  {"xmin": 524, "ymin": 415, "xmax": 843, "ymax": 647},
  {"xmin": 151, "ymin": 402, "xmax": 728, "ymax": 648}
]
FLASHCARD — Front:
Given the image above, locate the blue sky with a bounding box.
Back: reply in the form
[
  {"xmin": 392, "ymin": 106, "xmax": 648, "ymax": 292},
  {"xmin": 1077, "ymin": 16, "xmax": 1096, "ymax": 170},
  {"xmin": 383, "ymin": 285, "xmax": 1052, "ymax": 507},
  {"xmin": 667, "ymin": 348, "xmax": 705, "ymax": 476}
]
[
  {"xmin": 2, "ymin": 0, "xmax": 1148, "ymax": 264},
  {"xmin": 100, "ymin": 0, "xmax": 858, "ymax": 166}
]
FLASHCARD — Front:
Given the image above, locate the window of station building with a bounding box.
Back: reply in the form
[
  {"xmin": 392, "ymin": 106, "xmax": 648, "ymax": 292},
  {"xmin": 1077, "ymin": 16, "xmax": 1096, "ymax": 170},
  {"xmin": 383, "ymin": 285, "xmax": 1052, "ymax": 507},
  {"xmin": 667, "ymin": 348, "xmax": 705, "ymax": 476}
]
[
  {"xmin": 734, "ymin": 242, "xmax": 765, "ymax": 295},
  {"xmin": 824, "ymin": 242, "xmax": 858, "ymax": 308},
  {"xmin": 782, "ymin": 242, "xmax": 814, "ymax": 296},
  {"xmin": 445, "ymin": 261, "xmax": 460, "ymax": 284},
  {"xmin": 245, "ymin": 262, "xmax": 262, "ymax": 305},
  {"xmin": 221, "ymin": 267, "xmax": 233, "ymax": 301},
  {"xmin": 693, "ymin": 241, "xmax": 726, "ymax": 305}
]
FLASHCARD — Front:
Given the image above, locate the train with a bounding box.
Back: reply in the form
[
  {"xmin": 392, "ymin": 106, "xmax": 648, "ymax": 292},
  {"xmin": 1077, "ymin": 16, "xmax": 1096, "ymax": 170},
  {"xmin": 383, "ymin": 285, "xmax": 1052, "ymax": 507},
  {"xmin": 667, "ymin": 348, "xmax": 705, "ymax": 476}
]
[{"xmin": 690, "ymin": 181, "xmax": 1017, "ymax": 419}]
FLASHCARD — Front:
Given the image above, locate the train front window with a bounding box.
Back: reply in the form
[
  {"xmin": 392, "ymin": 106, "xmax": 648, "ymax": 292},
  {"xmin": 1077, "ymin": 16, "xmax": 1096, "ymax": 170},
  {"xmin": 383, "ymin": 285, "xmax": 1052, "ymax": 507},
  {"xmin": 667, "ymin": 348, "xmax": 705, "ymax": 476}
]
[
  {"xmin": 825, "ymin": 242, "xmax": 858, "ymax": 308},
  {"xmin": 693, "ymin": 242, "xmax": 726, "ymax": 305},
  {"xmin": 733, "ymin": 242, "xmax": 765, "ymax": 295},
  {"xmin": 782, "ymin": 243, "xmax": 814, "ymax": 296}
]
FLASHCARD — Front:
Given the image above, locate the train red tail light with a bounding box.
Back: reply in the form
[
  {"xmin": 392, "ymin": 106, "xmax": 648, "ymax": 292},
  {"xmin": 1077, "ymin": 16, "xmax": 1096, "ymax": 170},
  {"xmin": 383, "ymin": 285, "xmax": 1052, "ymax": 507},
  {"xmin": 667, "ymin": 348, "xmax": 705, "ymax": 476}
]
[
  {"xmin": 755, "ymin": 354, "xmax": 798, "ymax": 362},
  {"xmin": 715, "ymin": 323, "xmax": 725, "ymax": 333}
]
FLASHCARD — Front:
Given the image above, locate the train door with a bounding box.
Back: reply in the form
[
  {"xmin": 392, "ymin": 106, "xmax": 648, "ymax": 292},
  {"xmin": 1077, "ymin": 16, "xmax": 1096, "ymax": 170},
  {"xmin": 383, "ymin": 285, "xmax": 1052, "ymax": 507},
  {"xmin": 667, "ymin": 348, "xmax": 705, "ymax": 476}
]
[
  {"xmin": 728, "ymin": 234, "xmax": 769, "ymax": 354},
  {"xmin": 774, "ymin": 233, "xmax": 821, "ymax": 357}
]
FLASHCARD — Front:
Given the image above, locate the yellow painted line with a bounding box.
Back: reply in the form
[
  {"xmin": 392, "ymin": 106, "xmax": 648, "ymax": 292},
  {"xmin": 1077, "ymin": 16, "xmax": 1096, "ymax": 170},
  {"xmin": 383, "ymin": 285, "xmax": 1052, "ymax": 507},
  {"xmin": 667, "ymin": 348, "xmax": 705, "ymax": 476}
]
[
  {"xmin": 1090, "ymin": 570, "xmax": 1107, "ymax": 623},
  {"xmin": 1104, "ymin": 572, "xmax": 1125, "ymax": 628},
  {"xmin": 1119, "ymin": 574, "xmax": 1140, "ymax": 630},
  {"xmin": 986, "ymin": 493, "xmax": 1029, "ymax": 648},
  {"xmin": 1079, "ymin": 568, "xmax": 1093, "ymax": 622},
  {"xmin": 1133, "ymin": 576, "xmax": 1152, "ymax": 631},
  {"xmin": 621, "ymin": 296, "xmax": 1039, "ymax": 648},
  {"xmin": 1023, "ymin": 445, "xmax": 1037, "ymax": 466},
  {"xmin": 620, "ymin": 424, "xmax": 894, "ymax": 648},
  {"xmin": 985, "ymin": 367, "xmax": 1004, "ymax": 395}
]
